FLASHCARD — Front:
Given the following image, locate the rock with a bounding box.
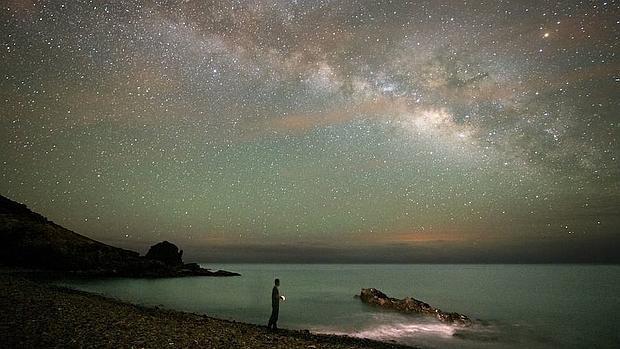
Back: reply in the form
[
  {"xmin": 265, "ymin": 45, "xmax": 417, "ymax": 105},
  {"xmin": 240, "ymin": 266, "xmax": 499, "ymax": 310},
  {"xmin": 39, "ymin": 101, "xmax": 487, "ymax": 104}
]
[
  {"xmin": 210, "ymin": 269, "xmax": 241, "ymax": 277},
  {"xmin": 0, "ymin": 194, "xmax": 240, "ymax": 278},
  {"xmin": 182, "ymin": 263, "xmax": 202, "ymax": 271},
  {"xmin": 358, "ymin": 288, "xmax": 471, "ymax": 326},
  {"xmin": 145, "ymin": 241, "xmax": 184, "ymax": 266},
  {"xmin": 0, "ymin": 194, "xmax": 142, "ymax": 271}
]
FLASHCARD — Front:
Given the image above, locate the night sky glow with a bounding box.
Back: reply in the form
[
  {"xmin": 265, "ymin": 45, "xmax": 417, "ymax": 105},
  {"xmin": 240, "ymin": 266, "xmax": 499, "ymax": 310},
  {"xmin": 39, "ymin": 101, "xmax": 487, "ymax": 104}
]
[{"xmin": 1, "ymin": 0, "xmax": 618, "ymax": 262}]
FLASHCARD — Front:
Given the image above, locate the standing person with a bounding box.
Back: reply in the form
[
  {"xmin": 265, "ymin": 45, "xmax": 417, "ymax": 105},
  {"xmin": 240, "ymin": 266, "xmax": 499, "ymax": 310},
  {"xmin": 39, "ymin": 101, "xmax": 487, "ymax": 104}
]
[{"xmin": 267, "ymin": 278, "xmax": 284, "ymax": 330}]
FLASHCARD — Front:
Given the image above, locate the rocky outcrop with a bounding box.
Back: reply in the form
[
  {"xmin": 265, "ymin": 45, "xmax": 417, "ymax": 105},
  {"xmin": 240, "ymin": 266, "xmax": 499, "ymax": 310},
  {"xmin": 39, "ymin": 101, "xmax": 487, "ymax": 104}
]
[
  {"xmin": 0, "ymin": 195, "xmax": 239, "ymax": 278},
  {"xmin": 178, "ymin": 263, "xmax": 241, "ymax": 277},
  {"xmin": 140, "ymin": 242, "xmax": 240, "ymax": 277},
  {"xmin": 358, "ymin": 288, "xmax": 471, "ymax": 326},
  {"xmin": 0, "ymin": 195, "xmax": 144, "ymax": 271},
  {"xmin": 145, "ymin": 241, "xmax": 184, "ymax": 266}
]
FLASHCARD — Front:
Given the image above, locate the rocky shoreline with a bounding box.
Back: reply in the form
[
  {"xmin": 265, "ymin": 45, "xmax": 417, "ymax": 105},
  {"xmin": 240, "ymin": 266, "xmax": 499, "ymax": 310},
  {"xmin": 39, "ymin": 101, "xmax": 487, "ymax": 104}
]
[{"xmin": 0, "ymin": 273, "xmax": 416, "ymax": 349}]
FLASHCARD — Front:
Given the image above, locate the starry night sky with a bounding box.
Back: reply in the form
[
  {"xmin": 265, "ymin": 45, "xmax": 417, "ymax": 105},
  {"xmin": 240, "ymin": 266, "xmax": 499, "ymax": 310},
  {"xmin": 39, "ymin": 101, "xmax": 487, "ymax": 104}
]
[{"xmin": 1, "ymin": 0, "xmax": 618, "ymax": 262}]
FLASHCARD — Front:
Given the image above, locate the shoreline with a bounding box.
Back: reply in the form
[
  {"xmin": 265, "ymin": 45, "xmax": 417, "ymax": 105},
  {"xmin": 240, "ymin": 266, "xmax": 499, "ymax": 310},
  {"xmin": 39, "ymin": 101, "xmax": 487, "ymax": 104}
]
[{"xmin": 0, "ymin": 273, "xmax": 416, "ymax": 349}]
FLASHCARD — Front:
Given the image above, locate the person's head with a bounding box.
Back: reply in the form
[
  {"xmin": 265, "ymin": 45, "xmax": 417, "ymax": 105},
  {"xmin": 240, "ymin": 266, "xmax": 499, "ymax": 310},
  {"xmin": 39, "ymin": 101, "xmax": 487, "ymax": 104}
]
[{"xmin": 274, "ymin": 278, "xmax": 280, "ymax": 286}]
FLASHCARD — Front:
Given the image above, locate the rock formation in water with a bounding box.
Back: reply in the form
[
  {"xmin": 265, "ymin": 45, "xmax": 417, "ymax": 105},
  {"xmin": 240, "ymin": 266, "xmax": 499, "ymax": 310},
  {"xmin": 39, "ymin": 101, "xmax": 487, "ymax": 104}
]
[
  {"xmin": 0, "ymin": 194, "xmax": 239, "ymax": 277},
  {"xmin": 358, "ymin": 288, "xmax": 471, "ymax": 326},
  {"xmin": 145, "ymin": 241, "xmax": 184, "ymax": 266}
]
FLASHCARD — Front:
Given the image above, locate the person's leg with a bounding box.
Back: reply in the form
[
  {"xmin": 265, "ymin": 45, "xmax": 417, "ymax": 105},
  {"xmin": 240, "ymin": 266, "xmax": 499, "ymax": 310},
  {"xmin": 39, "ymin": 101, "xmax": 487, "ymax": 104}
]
[
  {"xmin": 268, "ymin": 306, "xmax": 277, "ymax": 329},
  {"xmin": 272, "ymin": 305, "xmax": 279, "ymax": 329}
]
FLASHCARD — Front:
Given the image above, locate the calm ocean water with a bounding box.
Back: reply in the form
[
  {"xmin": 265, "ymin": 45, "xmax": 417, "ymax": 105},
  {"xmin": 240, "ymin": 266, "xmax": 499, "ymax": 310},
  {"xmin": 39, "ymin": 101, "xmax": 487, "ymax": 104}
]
[{"xmin": 58, "ymin": 264, "xmax": 620, "ymax": 348}]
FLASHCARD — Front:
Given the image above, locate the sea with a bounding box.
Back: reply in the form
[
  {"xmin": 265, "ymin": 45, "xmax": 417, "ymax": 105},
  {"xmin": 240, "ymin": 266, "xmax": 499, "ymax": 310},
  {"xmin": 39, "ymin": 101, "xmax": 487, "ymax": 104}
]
[{"xmin": 57, "ymin": 264, "xmax": 620, "ymax": 349}]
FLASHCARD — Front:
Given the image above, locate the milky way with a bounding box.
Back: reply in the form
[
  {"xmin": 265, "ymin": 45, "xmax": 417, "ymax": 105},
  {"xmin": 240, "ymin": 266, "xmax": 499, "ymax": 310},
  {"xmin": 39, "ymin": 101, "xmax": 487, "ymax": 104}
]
[{"xmin": 1, "ymin": 1, "xmax": 618, "ymax": 262}]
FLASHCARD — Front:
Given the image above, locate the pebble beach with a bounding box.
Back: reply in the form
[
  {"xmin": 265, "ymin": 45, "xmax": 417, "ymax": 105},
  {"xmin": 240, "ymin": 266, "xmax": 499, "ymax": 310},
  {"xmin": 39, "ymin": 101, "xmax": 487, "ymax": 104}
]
[{"xmin": 0, "ymin": 273, "xmax": 415, "ymax": 349}]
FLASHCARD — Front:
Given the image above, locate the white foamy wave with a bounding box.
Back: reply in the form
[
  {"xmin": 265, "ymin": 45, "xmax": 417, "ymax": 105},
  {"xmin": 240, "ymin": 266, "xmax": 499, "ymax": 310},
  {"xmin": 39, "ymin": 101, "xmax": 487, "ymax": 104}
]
[
  {"xmin": 317, "ymin": 322, "xmax": 455, "ymax": 342},
  {"xmin": 354, "ymin": 323, "xmax": 456, "ymax": 340}
]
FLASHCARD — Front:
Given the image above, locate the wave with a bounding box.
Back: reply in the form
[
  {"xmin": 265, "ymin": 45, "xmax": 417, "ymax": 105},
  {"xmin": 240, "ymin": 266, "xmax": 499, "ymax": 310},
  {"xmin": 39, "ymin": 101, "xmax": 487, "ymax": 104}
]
[
  {"xmin": 314, "ymin": 318, "xmax": 456, "ymax": 343},
  {"xmin": 350, "ymin": 322, "xmax": 457, "ymax": 339}
]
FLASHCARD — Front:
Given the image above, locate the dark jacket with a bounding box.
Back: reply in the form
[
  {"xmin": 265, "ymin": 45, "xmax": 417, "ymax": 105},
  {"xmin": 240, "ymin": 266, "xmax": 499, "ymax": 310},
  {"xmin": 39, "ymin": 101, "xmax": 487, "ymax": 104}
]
[{"xmin": 271, "ymin": 286, "xmax": 279, "ymax": 307}]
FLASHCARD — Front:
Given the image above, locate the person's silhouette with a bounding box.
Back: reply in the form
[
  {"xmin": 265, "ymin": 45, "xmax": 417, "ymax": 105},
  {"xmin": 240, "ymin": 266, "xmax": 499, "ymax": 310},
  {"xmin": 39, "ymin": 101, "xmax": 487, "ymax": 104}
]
[{"xmin": 267, "ymin": 278, "xmax": 283, "ymax": 330}]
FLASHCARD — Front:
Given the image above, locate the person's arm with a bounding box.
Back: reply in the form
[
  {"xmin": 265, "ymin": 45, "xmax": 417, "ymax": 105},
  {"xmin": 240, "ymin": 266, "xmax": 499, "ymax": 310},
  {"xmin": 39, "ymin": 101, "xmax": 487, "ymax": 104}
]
[{"xmin": 273, "ymin": 287, "xmax": 285, "ymax": 301}]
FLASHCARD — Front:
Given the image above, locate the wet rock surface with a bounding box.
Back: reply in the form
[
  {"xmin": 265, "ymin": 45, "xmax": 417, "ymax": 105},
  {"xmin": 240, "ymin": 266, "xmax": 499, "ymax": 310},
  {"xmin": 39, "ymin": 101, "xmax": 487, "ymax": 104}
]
[{"xmin": 359, "ymin": 288, "xmax": 471, "ymax": 326}]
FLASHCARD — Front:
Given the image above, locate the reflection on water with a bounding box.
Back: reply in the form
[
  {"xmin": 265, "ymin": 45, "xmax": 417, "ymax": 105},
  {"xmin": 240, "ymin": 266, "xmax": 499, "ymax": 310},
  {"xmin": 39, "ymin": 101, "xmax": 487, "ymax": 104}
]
[{"xmin": 57, "ymin": 264, "xmax": 620, "ymax": 349}]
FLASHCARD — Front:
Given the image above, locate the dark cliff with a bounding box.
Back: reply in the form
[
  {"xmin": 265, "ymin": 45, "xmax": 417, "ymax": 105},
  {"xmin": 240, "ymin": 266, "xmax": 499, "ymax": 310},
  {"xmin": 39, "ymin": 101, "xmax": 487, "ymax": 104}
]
[{"xmin": 0, "ymin": 195, "xmax": 238, "ymax": 277}]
